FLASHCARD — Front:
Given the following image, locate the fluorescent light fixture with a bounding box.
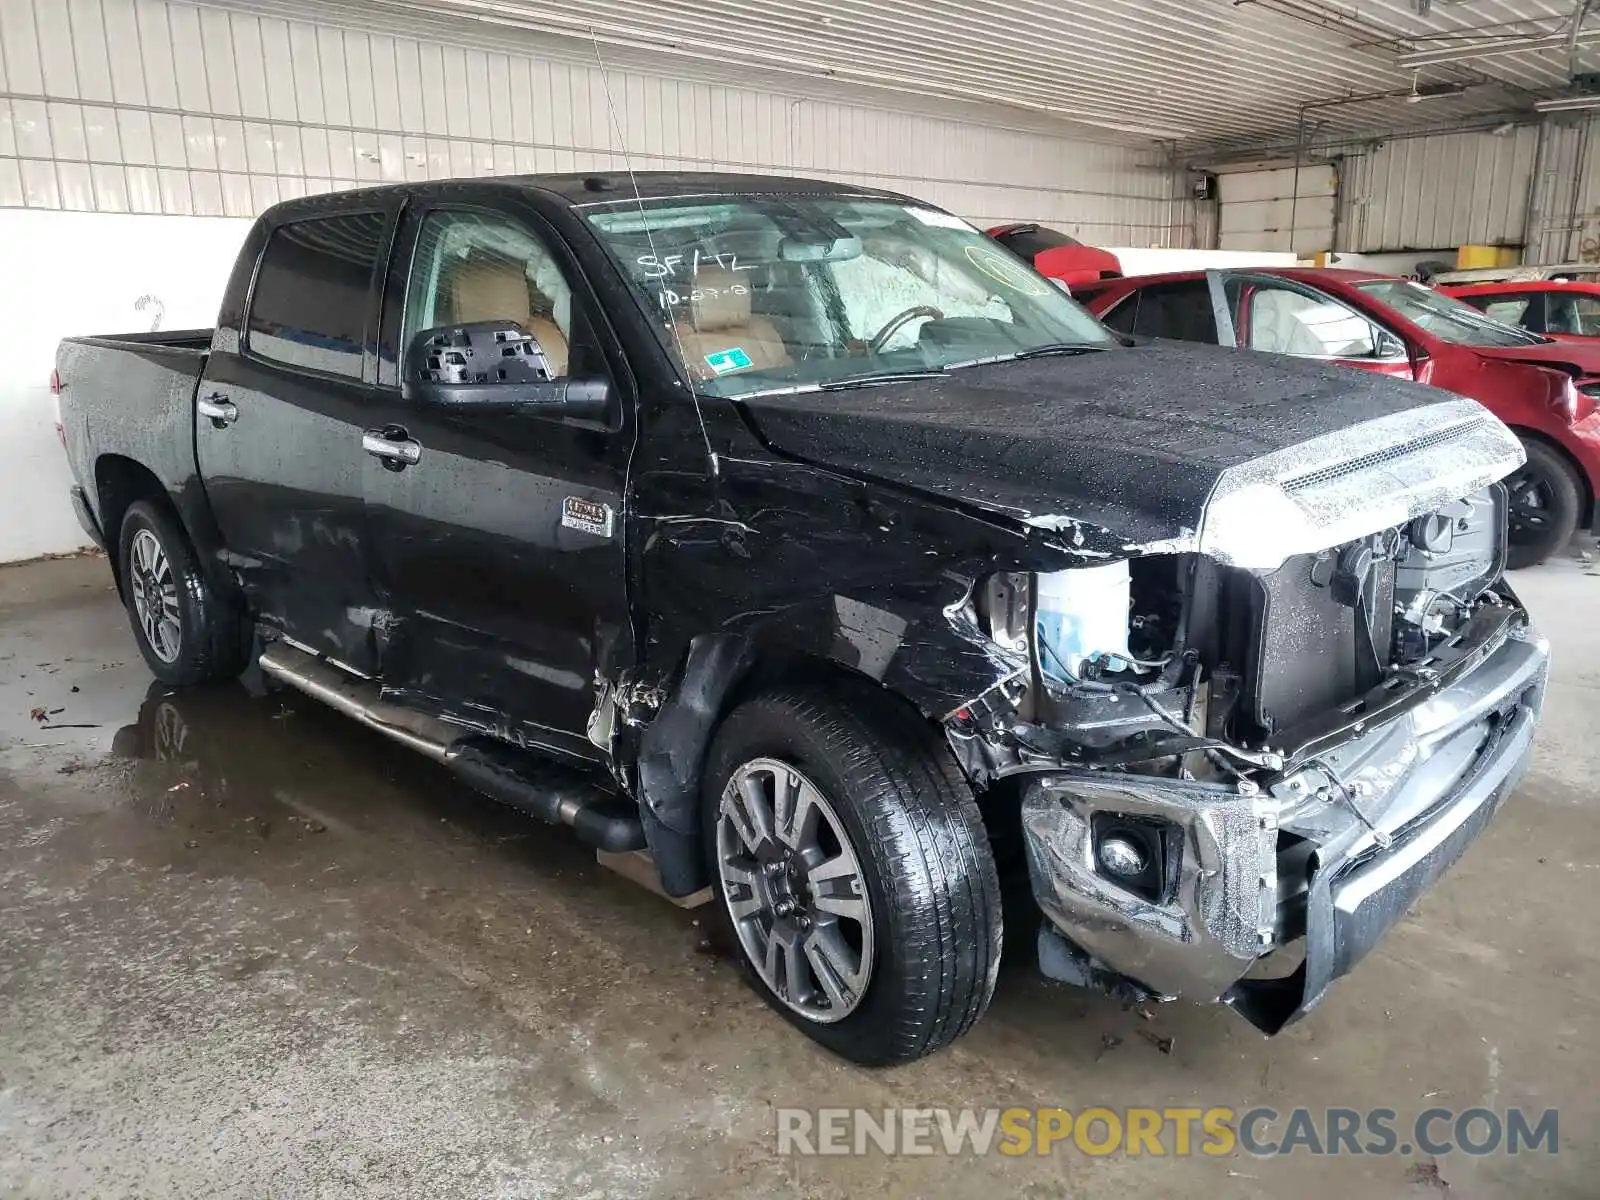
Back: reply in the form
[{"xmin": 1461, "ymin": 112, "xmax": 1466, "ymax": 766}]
[
  {"xmin": 1534, "ymin": 95, "xmax": 1600, "ymax": 113},
  {"xmin": 1399, "ymin": 30, "xmax": 1600, "ymax": 70}
]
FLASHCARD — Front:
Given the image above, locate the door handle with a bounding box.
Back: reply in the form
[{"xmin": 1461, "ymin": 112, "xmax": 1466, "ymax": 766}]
[
  {"xmin": 362, "ymin": 427, "xmax": 422, "ymax": 470},
  {"xmin": 197, "ymin": 393, "xmax": 238, "ymax": 428}
]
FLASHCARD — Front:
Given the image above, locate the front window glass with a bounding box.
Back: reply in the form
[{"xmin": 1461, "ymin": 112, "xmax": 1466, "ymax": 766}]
[
  {"xmin": 584, "ymin": 196, "xmax": 1112, "ymax": 396},
  {"xmin": 1245, "ymin": 285, "xmax": 1377, "ymax": 357},
  {"xmin": 402, "ymin": 210, "xmax": 580, "ymax": 378},
  {"xmin": 1356, "ymin": 280, "xmax": 1544, "ymax": 347},
  {"xmin": 1546, "ymin": 293, "xmax": 1600, "ymax": 336}
]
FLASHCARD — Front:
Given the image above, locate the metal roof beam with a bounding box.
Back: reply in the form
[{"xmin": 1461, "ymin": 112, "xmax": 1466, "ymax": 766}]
[{"xmin": 1397, "ymin": 27, "xmax": 1600, "ymax": 67}]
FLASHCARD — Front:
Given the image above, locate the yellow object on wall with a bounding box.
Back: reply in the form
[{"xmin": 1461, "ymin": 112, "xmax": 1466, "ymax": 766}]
[{"xmin": 1456, "ymin": 244, "xmax": 1522, "ymax": 269}]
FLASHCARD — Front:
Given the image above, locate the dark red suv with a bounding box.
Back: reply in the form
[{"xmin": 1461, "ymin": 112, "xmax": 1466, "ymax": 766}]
[{"xmin": 1081, "ymin": 268, "xmax": 1600, "ymax": 567}]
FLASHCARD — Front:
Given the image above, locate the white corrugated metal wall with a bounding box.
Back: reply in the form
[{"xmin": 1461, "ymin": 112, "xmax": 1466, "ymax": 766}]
[
  {"xmin": 1323, "ymin": 118, "xmax": 1600, "ymax": 263},
  {"xmin": 0, "ymin": 0, "xmax": 1180, "ymax": 239},
  {"xmin": 1335, "ymin": 126, "xmax": 1541, "ymax": 254},
  {"xmin": 1525, "ymin": 116, "xmax": 1600, "ymax": 266}
]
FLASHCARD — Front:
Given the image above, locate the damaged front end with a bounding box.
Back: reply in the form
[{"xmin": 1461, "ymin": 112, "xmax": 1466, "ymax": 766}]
[{"xmin": 944, "ymin": 400, "xmax": 1550, "ymax": 1033}]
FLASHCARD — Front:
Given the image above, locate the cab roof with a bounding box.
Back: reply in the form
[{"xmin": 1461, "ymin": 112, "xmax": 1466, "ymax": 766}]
[{"xmin": 259, "ymin": 171, "xmax": 914, "ymax": 223}]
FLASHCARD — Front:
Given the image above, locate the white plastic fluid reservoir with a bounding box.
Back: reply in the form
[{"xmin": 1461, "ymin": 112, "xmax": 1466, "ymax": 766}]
[{"xmin": 1035, "ymin": 563, "xmax": 1132, "ymax": 682}]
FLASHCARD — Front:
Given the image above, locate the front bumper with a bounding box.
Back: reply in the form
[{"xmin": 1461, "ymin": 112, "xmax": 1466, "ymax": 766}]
[{"xmin": 1022, "ymin": 620, "xmax": 1548, "ymax": 1034}]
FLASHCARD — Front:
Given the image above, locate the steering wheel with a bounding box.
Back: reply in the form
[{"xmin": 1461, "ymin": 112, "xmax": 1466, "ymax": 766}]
[{"xmin": 869, "ymin": 305, "xmax": 944, "ymax": 354}]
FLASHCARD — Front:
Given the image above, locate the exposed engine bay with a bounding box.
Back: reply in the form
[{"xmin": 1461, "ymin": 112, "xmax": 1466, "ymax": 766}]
[
  {"xmin": 950, "ymin": 485, "xmax": 1511, "ymax": 790},
  {"xmin": 946, "ymin": 480, "xmax": 1546, "ymax": 1034}
]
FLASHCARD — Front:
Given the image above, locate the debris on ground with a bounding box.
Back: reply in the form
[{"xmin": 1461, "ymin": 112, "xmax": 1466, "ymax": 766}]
[
  {"xmin": 1405, "ymin": 1160, "xmax": 1451, "ymax": 1191},
  {"xmin": 29, "ymin": 707, "xmax": 46, "ymax": 722},
  {"xmin": 1136, "ymin": 1028, "xmax": 1175, "ymax": 1054},
  {"xmin": 1095, "ymin": 1032, "xmax": 1122, "ymax": 1060}
]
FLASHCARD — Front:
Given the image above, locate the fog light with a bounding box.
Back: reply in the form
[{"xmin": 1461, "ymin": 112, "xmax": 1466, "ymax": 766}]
[
  {"xmin": 1097, "ymin": 836, "xmax": 1147, "ymax": 878},
  {"xmin": 1089, "ymin": 813, "xmax": 1176, "ymax": 904}
]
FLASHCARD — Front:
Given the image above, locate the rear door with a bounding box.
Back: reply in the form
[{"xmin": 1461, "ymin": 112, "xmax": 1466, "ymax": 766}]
[
  {"xmin": 197, "ymin": 199, "xmax": 403, "ymax": 672},
  {"xmin": 360, "ymin": 191, "xmax": 635, "ymax": 759},
  {"xmin": 1100, "ymin": 279, "xmax": 1220, "ymax": 342}
]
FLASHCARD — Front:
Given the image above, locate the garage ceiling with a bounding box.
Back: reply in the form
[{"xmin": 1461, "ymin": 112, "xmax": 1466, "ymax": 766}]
[{"xmin": 257, "ymin": 0, "xmax": 1600, "ymax": 151}]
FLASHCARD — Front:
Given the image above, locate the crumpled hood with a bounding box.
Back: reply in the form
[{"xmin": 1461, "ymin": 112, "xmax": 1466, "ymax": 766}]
[{"xmin": 737, "ymin": 341, "xmax": 1465, "ymax": 550}]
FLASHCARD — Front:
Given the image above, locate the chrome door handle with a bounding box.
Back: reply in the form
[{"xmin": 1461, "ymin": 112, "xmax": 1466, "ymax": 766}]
[
  {"xmin": 362, "ymin": 429, "xmax": 422, "ymax": 468},
  {"xmin": 197, "ymin": 393, "xmax": 238, "ymax": 427}
]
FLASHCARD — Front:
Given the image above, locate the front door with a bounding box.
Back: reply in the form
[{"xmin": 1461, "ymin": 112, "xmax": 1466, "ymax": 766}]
[
  {"xmin": 196, "ymin": 203, "xmax": 401, "ymax": 672},
  {"xmin": 361, "ymin": 196, "xmax": 634, "ymax": 759},
  {"xmin": 1223, "ymin": 274, "xmax": 1416, "ymax": 379}
]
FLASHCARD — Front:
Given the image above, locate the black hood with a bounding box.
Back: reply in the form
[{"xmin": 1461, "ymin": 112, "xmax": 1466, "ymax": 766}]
[{"xmin": 737, "ymin": 341, "xmax": 1451, "ymax": 548}]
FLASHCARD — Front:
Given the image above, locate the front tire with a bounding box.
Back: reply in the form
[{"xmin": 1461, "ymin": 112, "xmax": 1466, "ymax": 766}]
[
  {"xmin": 1506, "ymin": 439, "xmax": 1583, "ymax": 569},
  {"xmin": 117, "ymin": 499, "xmax": 251, "ymax": 686},
  {"xmin": 702, "ymin": 684, "xmax": 1002, "ymax": 1065}
]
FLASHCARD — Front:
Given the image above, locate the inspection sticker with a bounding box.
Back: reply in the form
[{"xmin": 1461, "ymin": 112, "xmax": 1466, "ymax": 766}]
[
  {"xmin": 705, "ymin": 347, "xmax": 754, "ymax": 375},
  {"xmin": 907, "ymin": 207, "xmax": 972, "ymax": 231},
  {"xmin": 562, "ymin": 496, "xmax": 615, "ymax": 538}
]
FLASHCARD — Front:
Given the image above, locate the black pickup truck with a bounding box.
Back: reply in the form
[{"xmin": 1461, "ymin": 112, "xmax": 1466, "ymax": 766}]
[{"xmin": 57, "ymin": 173, "xmax": 1548, "ymax": 1065}]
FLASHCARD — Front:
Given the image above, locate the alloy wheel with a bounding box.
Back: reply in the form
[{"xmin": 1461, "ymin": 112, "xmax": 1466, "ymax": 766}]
[
  {"xmin": 1506, "ymin": 467, "xmax": 1552, "ymax": 546},
  {"xmin": 715, "ymin": 758, "xmax": 874, "ymax": 1023},
  {"xmin": 129, "ymin": 528, "xmax": 182, "ymax": 663}
]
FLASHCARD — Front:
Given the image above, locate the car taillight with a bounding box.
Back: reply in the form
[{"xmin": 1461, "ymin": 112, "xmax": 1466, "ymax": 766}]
[{"xmin": 49, "ymin": 368, "xmax": 66, "ymax": 447}]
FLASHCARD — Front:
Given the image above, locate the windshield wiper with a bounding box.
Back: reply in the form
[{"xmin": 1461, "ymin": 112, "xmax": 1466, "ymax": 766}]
[
  {"xmin": 1007, "ymin": 342, "xmax": 1110, "ymax": 360},
  {"xmin": 817, "ymin": 368, "xmax": 949, "ymax": 391}
]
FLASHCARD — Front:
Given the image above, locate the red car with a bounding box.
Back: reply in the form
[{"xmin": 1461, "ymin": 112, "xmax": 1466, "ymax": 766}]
[
  {"xmin": 1078, "ymin": 268, "xmax": 1600, "ymax": 567},
  {"xmin": 987, "ymin": 223, "xmax": 1122, "ymax": 289},
  {"xmin": 1441, "ymin": 279, "xmax": 1600, "ymax": 340}
]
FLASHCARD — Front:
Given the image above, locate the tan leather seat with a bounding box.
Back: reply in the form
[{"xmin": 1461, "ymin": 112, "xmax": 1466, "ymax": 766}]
[
  {"xmin": 447, "ymin": 256, "xmax": 569, "ymax": 377},
  {"xmin": 670, "ymin": 267, "xmax": 790, "ymax": 381}
]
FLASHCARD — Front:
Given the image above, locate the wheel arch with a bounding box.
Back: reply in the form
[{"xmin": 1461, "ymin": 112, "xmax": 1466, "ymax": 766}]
[
  {"xmin": 632, "ymin": 634, "xmax": 966, "ymax": 898},
  {"xmin": 94, "ymin": 454, "xmax": 179, "ymax": 597}
]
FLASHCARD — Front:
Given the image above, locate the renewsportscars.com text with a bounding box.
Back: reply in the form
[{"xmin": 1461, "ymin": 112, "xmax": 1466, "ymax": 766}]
[{"xmin": 775, "ymin": 1106, "xmax": 1559, "ymax": 1158}]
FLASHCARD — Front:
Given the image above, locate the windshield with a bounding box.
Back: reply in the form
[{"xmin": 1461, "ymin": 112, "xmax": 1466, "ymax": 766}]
[
  {"xmin": 584, "ymin": 195, "xmax": 1113, "ymax": 397},
  {"xmin": 1355, "ymin": 280, "xmax": 1546, "ymax": 347}
]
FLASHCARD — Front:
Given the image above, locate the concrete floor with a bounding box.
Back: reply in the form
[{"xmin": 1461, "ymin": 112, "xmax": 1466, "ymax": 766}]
[{"xmin": 1, "ymin": 552, "xmax": 1596, "ymax": 1199}]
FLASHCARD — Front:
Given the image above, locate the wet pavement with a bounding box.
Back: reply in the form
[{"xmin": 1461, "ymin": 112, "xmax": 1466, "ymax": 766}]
[{"xmin": 2, "ymin": 552, "xmax": 1597, "ymax": 1198}]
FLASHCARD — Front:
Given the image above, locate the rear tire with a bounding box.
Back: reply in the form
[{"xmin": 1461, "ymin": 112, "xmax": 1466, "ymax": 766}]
[
  {"xmin": 702, "ymin": 683, "xmax": 1002, "ymax": 1065},
  {"xmin": 117, "ymin": 499, "xmax": 251, "ymax": 686},
  {"xmin": 1505, "ymin": 439, "xmax": 1583, "ymax": 569}
]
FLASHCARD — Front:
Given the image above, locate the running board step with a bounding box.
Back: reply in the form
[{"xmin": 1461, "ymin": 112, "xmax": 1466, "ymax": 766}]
[
  {"xmin": 259, "ymin": 641, "xmax": 457, "ymax": 762},
  {"xmin": 258, "ymin": 641, "xmax": 646, "ymax": 853},
  {"xmin": 447, "ymin": 740, "xmax": 646, "ymax": 854}
]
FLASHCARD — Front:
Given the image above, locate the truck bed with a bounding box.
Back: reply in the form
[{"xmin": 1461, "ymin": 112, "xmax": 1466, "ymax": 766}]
[
  {"xmin": 55, "ymin": 329, "xmax": 215, "ymax": 549},
  {"xmin": 61, "ymin": 328, "xmax": 214, "ymax": 353}
]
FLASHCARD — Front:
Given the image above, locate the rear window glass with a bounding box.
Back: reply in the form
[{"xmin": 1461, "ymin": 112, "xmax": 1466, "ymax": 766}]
[
  {"xmin": 1129, "ymin": 280, "xmax": 1218, "ymax": 343},
  {"xmin": 991, "ymin": 224, "xmax": 1084, "ymax": 260},
  {"xmin": 247, "ymin": 212, "xmax": 387, "ymax": 378}
]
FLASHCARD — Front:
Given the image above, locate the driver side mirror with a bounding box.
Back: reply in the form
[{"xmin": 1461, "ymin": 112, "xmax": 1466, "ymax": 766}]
[
  {"xmin": 1374, "ymin": 328, "xmax": 1410, "ymax": 361},
  {"xmin": 402, "ymin": 321, "xmax": 610, "ymax": 420}
]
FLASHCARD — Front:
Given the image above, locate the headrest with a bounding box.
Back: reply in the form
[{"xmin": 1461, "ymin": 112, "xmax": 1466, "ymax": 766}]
[
  {"xmin": 450, "ymin": 257, "xmax": 533, "ymax": 325},
  {"xmin": 688, "ymin": 266, "xmax": 753, "ymax": 332}
]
